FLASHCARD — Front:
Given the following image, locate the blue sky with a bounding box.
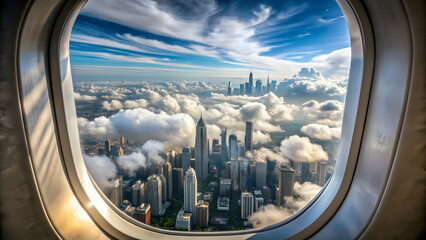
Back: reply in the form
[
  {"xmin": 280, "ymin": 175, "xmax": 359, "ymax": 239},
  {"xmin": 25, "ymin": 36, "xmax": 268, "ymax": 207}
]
[{"xmin": 70, "ymin": 0, "xmax": 350, "ymax": 82}]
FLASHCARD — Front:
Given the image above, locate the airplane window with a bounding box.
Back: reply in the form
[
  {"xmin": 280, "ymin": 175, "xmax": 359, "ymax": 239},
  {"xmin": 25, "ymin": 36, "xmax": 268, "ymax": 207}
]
[{"xmin": 70, "ymin": 0, "xmax": 350, "ymax": 231}]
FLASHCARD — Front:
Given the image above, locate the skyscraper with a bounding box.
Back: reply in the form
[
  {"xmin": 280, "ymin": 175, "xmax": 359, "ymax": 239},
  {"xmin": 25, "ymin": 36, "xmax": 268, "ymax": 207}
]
[
  {"xmin": 267, "ymin": 73, "xmax": 271, "ymax": 93},
  {"xmin": 162, "ymin": 162, "xmax": 172, "ymax": 200},
  {"xmin": 253, "ymin": 190, "xmax": 264, "ymax": 212},
  {"xmin": 120, "ymin": 136, "xmax": 125, "ymax": 146},
  {"xmin": 132, "ymin": 180, "xmax": 142, "ymax": 207},
  {"xmin": 196, "ymin": 200, "xmax": 209, "ymax": 227},
  {"xmin": 256, "ymin": 161, "xmax": 267, "ymax": 188},
  {"xmin": 277, "ymin": 165, "xmax": 295, "ymax": 206},
  {"xmin": 182, "ymin": 147, "xmax": 191, "ymax": 172},
  {"xmin": 172, "ymin": 168, "xmax": 184, "ymax": 197},
  {"xmin": 105, "ymin": 139, "xmax": 111, "ymax": 157},
  {"xmin": 239, "ymin": 159, "xmax": 249, "ymax": 192},
  {"xmin": 110, "ymin": 176, "xmax": 122, "ymax": 207},
  {"xmin": 241, "ymin": 191, "xmax": 254, "ymax": 219},
  {"xmin": 195, "ymin": 115, "xmax": 208, "ymax": 181},
  {"xmin": 239, "ymin": 84, "xmax": 245, "ymax": 95},
  {"xmin": 228, "ymin": 134, "xmax": 238, "ymax": 160},
  {"xmin": 245, "ymin": 121, "xmax": 253, "ymax": 151},
  {"xmin": 316, "ymin": 162, "xmax": 327, "ymax": 186},
  {"xmin": 184, "ymin": 168, "xmax": 197, "ymax": 219},
  {"xmin": 248, "ymin": 70, "xmax": 253, "ymax": 94},
  {"xmin": 159, "ymin": 174, "xmax": 167, "ymax": 204},
  {"xmin": 147, "ymin": 174, "xmax": 162, "ymax": 216},
  {"xmin": 244, "ymin": 82, "xmax": 249, "ymax": 95},
  {"xmin": 220, "ymin": 128, "xmax": 228, "ymax": 163},
  {"xmin": 255, "ymin": 79, "xmax": 262, "ymax": 95},
  {"xmin": 227, "ymin": 81, "xmax": 232, "ymax": 96}
]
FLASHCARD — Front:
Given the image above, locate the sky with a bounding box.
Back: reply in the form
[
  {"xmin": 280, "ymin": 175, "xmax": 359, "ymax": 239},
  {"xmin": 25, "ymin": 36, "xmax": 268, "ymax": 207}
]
[{"xmin": 70, "ymin": 0, "xmax": 350, "ymax": 83}]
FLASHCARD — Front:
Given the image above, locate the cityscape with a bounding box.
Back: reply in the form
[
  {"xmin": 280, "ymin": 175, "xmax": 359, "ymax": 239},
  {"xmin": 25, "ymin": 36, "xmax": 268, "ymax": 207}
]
[
  {"xmin": 71, "ymin": 0, "xmax": 350, "ymax": 232},
  {"xmin": 80, "ymin": 73, "xmax": 330, "ymax": 231}
]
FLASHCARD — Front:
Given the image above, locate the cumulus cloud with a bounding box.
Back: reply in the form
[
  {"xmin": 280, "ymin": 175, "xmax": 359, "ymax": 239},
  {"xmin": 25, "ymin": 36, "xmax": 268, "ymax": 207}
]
[
  {"xmin": 74, "ymin": 92, "xmax": 97, "ymax": 101},
  {"xmin": 78, "ymin": 108, "xmax": 196, "ymax": 149},
  {"xmin": 83, "ymin": 154, "xmax": 117, "ymax": 190},
  {"xmin": 253, "ymin": 130, "xmax": 272, "ymax": 144},
  {"xmin": 301, "ymin": 123, "xmax": 341, "ymax": 141},
  {"xmin": 278, "ymin": 68, "xmax": 347, "ymax": 97},
  {"xmin": 249, "ymin": 182, "xmax": 322, "ymax": 228},
  {"xmin": 102, "ymin": 100, "xmax": 124, "ymax": 111},
  {"xmin": 280, "ymin": 135, "xmax": 328, "ymax": 162},
  {"xmin": 301, "ymin": 100, "xmax": 344, "ymax": 126},
  {"xmin": 116, "ymin": 140, "xmax": 166, "ymax": 176},
  {"xmin": 123, "ymin": 99, "xmax": 149, "ymax": 109},
  {"xmin": 116, "ymin": 151, "xmax": 147, "ymax": 177},
  {"xmin": 246, "ymin": 147, "xmax": 287, "ymax": 165}
]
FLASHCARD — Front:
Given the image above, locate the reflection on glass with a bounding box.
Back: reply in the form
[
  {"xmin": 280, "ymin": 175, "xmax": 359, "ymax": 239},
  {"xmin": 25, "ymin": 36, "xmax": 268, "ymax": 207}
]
[{"xmin": 70, "ymin": 0, "xmax": 350, "ymax": 231}]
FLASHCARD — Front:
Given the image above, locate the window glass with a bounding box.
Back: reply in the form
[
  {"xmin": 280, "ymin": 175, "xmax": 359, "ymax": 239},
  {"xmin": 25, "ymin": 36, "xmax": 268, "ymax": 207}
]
[{"xmin": 70, "ymin": 0, "xmax": 350, "ymax": 231}]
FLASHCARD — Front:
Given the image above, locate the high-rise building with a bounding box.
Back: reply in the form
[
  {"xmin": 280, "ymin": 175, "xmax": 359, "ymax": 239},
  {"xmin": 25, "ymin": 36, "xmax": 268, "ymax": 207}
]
[
  {"xmin": 309, "ymin": 162, "xmax": 318, "ymax": 174},
  {"xmin": 110, "ymin": 176, "xmax": 122, "ymax": 207},
  {"xmin": 316, "ymin": 162, "xmax": 327, "ymax": 186},
  {"xmin": 244, "ymin": 82, "xmax": 249, "ymax": 95},
  {"xmin": 159, "ymin": 174, "xmax": 167, "ymax": 204},
  {"xmin": 256, "ymin": 161, "xmax": 267, "ymax": 188},
  {"xmin": 184, "ymin": 168, "xmax": 197, "ymax": 218},
  {"xmin": 253, "ymin": 190, "xmax": 264, "ymax": 212},
  {"xmin": 182, "ymin": 147, "xmax": 191, "ymax": 172},
  {"xmin": 227, "ymin": 81, "xmax": 232, "ymax": 96},
  {"xmin": 195, "ymin": 116, "xmax": 208, "ymax": 181},
  {"xmin": 277, "ymin": 165, "xmax": 295, "ymax": 206},
  {"xmin": 132, "ymin": 180, "xmax": 143, "ymax": 207},
  {"xmin": 241, "ymin": 192, "xmax": 254, "ymax": 219},
  {"xmin": 261, "ymin": 186, "xmax": 271, "ymax": 203},
  {"xmin": 228, "ymin": 134, "xmax": 238, "ymax": 160},
  {"xmin": 255, "ymin": 79, "xmax": 262, "ymax": 95},
  {"xmin": 237, "ymin": 141, "xmax": 245, "ymax": 158},
  {"xmin": 105, "ymin": 139, "xmax": 111, "ymax": 157},
  {"xmin": 239, "ymin": 84, "xmax": 245, "ymax": 95},
  {"xmin": 196, "ymin": 200, "xmax": 209, "ymax": 227},
  {"xmin": 248, "ymin": 70, "xmax": 253, "ymax": 94},
  {"xmin": 220, "ymin": 128, "xmax": 228, "ymax": 163},
  {"xmin": 239, "ymin": 159, "xmax": 249, "ymax": 192},
  {"xmin": 266, "ymin": 73, "xmax": 271, "ymax": 93},
  {"xmin": 230, "ymin": 159, "xmax": 239, "ymax": 193},
  {"xmin": 135, "ymin": 203, "xmax": 151, "ymax": 225},
  {"xmin": 271, "ymin": 80, "xmax": 277, "ymax": 92},
  {"xmin": 162, "ymin": 162, "xmax": 172, "ymax": 200},
  {"xmin": 147, "ymin": 174, "xmax": 162, "ymax": 216},
  {"xmin": 245, "ymin": 121, "xmax": 253, "ymax": 151},
  {"xmin": 172, "ymin": 168, "xmax": 184, "ymax": 197}
]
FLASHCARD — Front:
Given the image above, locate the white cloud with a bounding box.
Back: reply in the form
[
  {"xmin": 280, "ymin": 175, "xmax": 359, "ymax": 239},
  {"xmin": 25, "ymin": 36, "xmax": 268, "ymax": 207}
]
[
  {"xmin": 83, "ymin": 154, "xmax": 117, "ymax": 190},
  {"xmin": 249, "ymin": 182, "xmax": 322, "ymax": 228},
  {"xmin": 102, "ymin": 100, "xmax": 124, "ymax": 111},
  {"xmin": 116, "ymin": 151, "xmax": 147, "ymax": 177},
  {"xmin": 246, "ymin": 147, "xmax": 287, "ymax": 165},
  {"xmin": 253, "ymin": 130, "xmax": 272, "ymax": 144},
  {"xmin": 301, "ymin": 123, "xmax": 341, "ymax": 141},
  {"xmin": 123, "ymin": 99, "xmax": 149, "ymax": 109},
  {"xmin": 301, "ymin": 99, "xmax": 344, "ymax": 125},
  {"xmin": 78, "ymin": 108, "xmax": 196, "ymax": 149},
  {"xmin": 74, "ymin": 92, "xmax": 97, "ymax": 101},
  {"xmin": 280, "ymin": 135, "xmax": 328, "ymax": 162}
]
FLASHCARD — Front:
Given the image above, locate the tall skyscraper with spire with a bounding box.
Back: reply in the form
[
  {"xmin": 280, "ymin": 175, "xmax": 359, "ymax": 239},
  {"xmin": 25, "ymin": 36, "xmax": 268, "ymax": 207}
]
[
  {"xmin": 227, "ymin": 81, "xmax": 232, "ymax": 96},
  {"xmin": 195, "ymin": 115, "xmax": 208, "ymax": 180},
  {"xmin": 248, "ymin": 69, "xmax": 253, "ymax": 94},
  {"xmin": 220, "ymin": 128, "xmax": 228, "ymax": 163},
  {"xmin": 267, "ymin": 72, "xmax": 271, "ymax": 93}
]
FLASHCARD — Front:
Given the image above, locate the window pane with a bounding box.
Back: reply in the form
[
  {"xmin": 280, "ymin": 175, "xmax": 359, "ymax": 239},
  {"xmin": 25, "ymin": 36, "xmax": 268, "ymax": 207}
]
[{"xmin": 71, "ymin": 0, "xmax": 350, "ymax": 231}]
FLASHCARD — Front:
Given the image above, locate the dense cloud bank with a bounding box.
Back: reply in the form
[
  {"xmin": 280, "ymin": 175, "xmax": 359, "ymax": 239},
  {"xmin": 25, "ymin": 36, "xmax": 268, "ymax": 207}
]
[{"xmin": 249, "ymin": 182, "xmax": 323, "ymax": 228}]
